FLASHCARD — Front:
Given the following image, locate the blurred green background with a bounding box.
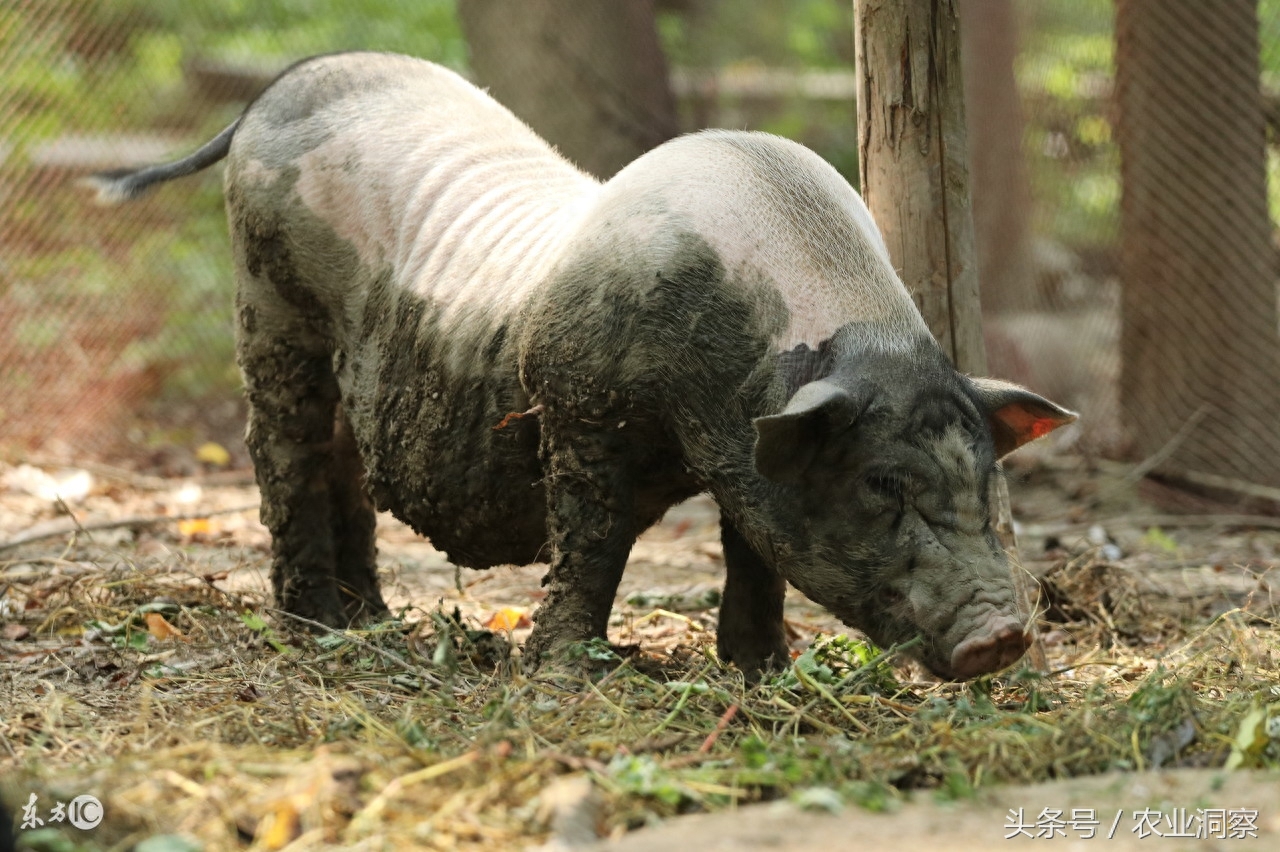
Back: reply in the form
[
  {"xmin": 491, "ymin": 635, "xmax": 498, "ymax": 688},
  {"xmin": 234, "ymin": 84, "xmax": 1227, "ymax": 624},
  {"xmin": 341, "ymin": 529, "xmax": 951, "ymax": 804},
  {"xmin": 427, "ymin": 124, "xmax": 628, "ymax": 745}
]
[{"xmin": 2, "ymin": 0, "xmax": 1279, "ymax": 468}]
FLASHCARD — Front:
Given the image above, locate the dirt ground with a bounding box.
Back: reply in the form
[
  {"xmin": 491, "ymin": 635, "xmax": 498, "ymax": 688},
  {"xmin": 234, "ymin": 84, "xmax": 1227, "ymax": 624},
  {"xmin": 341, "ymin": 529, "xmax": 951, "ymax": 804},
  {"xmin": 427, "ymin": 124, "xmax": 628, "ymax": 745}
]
[
  {"xmin": 592, "ymin": 768, "xmax": 1280, "ymax": 851},
  {"xmin": 4, "ymin": 444, "xmax": 1275, "ymax": 658},
  {"xmin": 1, "ymin": 444, "xmax": 1279, "ymax": 849}
]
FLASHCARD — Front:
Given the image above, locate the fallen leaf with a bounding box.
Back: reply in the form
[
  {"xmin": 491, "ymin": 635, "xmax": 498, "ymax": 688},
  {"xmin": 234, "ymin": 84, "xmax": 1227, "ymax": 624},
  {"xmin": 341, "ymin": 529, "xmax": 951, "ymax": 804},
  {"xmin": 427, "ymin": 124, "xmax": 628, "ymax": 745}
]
[
  {"xmin": 2, "ymin": 624, "xmax": 30, "ymax": 641},
  {"xmin": 485, "ymin": 607, "xmax": 532, "ymax": 631},
  {"xmin": 196, "ymin": 441, "xmax": 231, "ymax": 467},
  {"xmin": 133, "ymin": 834, "xmax": 203, "ymax": 852},
  {"xmin": 251, "ymin": 750, "xmax": 362, "ymax": 849},
  {"xmin": 1225, "ymin": 703, "xmax": 1276, "ymax": 769},
  {"xmin": 237, "ymin": 684, "xmax": 264, "ymax": 702},
  {"xmin": 258, "ymin": 802, "xmax": 301, "ymax": 850},
  {"xmin": 145, "ymin": 612, "xmax": 186, "ymax": 641},
  {"xmin": 178, "ymin": 518, "xmax": 212, "ymax": 537}
]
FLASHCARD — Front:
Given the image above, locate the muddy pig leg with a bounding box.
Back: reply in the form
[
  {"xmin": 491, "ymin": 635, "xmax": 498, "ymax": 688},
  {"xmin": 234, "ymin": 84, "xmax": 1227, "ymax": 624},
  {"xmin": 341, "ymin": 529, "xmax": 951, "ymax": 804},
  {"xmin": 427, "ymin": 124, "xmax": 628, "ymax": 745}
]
[
  {"xmin": 238, "ymin": 294, "xmax": 346, "ymax": 627},
  {"xmin": 524, "ymin": 421, "xmax": 636, "ymax": 669},
  {"xmin": 330, "ymin": 404, "xmax": 389, "ymax": 623},
  {"xmin": 716, "ymin": 515, "xmax": 789, "ymax": 678}
]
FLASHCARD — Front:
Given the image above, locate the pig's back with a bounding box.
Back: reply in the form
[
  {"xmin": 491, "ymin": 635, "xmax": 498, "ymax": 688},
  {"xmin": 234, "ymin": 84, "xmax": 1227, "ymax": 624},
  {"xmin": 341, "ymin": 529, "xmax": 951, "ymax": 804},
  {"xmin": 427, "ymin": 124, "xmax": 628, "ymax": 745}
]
[
  {"xmin": 226, "ymin": 52, "xmax": 599, "ymax": 331},
  {"xmin": 591, "ymin": 130, "xmax": 930, "ymax": 356}
]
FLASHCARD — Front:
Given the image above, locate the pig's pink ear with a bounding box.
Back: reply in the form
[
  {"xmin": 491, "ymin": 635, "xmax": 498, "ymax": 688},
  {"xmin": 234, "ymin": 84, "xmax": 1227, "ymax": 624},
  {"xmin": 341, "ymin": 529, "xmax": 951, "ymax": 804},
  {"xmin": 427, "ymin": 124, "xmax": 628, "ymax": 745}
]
[
  {"xmin": 969, "ymin": 377, "xmax": 1077, "ymax": 458},
  {"xmin": 754, "ymin": 380, "xmax": 862, "ymax": 485}
]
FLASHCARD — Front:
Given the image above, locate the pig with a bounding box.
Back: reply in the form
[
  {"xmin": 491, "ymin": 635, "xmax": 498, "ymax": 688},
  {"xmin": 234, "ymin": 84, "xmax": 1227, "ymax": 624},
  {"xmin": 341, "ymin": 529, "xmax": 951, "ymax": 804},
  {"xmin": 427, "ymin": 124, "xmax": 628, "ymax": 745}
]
[{"xmin": 88, "ymin": 52, "xmax": 1076, "ymax": 680}]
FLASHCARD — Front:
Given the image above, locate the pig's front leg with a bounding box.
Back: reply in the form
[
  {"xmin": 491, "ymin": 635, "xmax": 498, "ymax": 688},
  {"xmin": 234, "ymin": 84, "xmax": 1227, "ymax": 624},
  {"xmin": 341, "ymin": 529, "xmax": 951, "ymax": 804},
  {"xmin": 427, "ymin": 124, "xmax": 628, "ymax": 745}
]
[
  {"xmin": 329, "ymin": 405, "xmax": 389, "ymax": 624},
  {"xmin": 524, "ymin": 421, "xmax": 635, "ymax": 669},
  {"xmin": 716, "ymin": 516, "xmax": 789, "ymax": 678}
]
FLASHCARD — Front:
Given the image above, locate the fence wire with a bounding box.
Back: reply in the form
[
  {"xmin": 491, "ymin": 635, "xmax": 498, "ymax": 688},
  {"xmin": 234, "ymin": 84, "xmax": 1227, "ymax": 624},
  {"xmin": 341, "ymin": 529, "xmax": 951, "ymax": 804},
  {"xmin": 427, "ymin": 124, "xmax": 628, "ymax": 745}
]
[
  {"xmin": 976, "ymin": 0, "xmax": 1280, "ymax": 502},
  {"xmin": 2, "ymin": 0, "xmax": 1280, "ymax": 503}
]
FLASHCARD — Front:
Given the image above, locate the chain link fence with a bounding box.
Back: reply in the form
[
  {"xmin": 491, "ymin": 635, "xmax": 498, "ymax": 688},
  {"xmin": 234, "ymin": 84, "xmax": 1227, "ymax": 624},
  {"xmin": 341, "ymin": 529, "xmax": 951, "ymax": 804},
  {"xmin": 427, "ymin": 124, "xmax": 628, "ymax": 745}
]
[
  {"xmin": 0, "ymin": 0, "xmax": 465, "ymax": 471},
  {"xmin": 3, "ymin": 0, "xmax": 1280, "ymax": 501},
  {"xmin": 977, "ymin": 0, "xmax": 1280, "ymax": 504}
]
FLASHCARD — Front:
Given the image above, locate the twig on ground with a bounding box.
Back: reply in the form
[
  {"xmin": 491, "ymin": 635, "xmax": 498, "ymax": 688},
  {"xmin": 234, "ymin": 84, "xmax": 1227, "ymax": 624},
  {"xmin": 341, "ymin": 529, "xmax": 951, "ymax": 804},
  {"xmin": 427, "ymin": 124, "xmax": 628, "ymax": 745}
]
[
  {"xmin": 1175, "ymin": 469, "xmax": 1280, "ymax": 505},
  {"xmin": 544, "ymin": 751, "xmax": 610, "ymax": 774},
  {"xmin": 265, "ymin": 607, "xmax": 445, "ymax": 689},
  {"xmin": 346, "ymin": 749, "xmax": 482, "ymax": 837},
  {"xmin": 1023, "ymin": 513, "xmax": 1280, "ymax": 539},
  {"xmin": 698, "ymin": 702, "xmax": 738, "ymax": 753},
  {"xmin": 0, "ymin": 503, "xmax": 260, "ymax": 553},
  {"xmin": 12, "ymin": 456, "xmax": 256, "ymax": 491},
  {"xmin": 53, "ymin": 495, "xmax": 91, "ymax": 543}
]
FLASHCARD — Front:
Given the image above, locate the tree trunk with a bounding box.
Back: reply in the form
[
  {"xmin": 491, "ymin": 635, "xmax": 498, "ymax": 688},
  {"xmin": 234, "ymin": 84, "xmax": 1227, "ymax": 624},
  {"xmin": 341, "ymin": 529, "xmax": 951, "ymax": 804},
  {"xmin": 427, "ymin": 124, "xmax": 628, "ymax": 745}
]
[
  {"xmin": 855, "ymin": 0, "xmax": 985, "ymax": 372},
  {"xmin": 1116, "ymin": 0, "xmax": 1280, "ymax": 490},
  {"xmin": 855, "ymin": 0, "xmax": 1044, "ymax": 668},
  {"xmin": 959, "ymin": 0, "xmax": 1037, "ymax": 313},
  {"xmin": 457, "ymin": 0, "xmax": 679, "ymax": 179}
]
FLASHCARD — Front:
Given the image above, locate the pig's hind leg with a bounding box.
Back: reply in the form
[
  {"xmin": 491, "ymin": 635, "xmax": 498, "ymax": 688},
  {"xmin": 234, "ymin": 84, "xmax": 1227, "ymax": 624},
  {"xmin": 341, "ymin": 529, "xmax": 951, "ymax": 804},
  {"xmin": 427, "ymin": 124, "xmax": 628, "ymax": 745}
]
[
  {"xmin": 716, "ymin": 515, "xmax": 790, "ymax": 678},
  {"xmin": 237, "ymin": 292, "xmax": 348, "ymax": 628}
]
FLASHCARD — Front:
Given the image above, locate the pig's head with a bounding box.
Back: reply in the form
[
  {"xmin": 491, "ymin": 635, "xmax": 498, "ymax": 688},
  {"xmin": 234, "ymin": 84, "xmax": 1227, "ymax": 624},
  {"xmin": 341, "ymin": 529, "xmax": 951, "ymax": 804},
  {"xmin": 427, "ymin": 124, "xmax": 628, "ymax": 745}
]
[{"xmin": 753, "ymin": 346, "xmax": 1076, "ymax": 680}]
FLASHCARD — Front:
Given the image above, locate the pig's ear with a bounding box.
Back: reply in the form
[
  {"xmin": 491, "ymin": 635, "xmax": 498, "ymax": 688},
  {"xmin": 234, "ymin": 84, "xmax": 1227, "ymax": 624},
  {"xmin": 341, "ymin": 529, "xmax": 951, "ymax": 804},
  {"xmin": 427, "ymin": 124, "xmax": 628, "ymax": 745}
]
[
  {"xmin": 969, "ymin": 377, "xmax": 1078, "ymax": 458},
  {"xmin": 753, "ymin": 380, "xmax": 862, "ymax": 485}
]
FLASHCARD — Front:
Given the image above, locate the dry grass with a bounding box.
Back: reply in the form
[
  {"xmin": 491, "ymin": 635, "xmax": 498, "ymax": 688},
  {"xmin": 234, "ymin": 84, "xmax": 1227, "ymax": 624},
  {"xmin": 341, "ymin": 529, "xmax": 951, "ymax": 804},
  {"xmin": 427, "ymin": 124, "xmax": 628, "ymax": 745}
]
[
  {"xmin": 2, "ymin": 534, "xmax": 1278, "ymax": 851},
  {"xmin": 3, "ymin": 452, "xmax": 1280, "ymax": 849}
]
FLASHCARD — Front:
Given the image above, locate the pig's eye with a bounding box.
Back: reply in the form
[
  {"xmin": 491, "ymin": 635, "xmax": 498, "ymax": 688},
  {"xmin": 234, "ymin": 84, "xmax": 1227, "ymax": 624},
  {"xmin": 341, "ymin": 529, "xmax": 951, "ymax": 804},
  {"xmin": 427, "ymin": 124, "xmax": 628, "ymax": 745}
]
[
  {"xmin": 865, "ymin": 473, "xmax": 908, "ymax": 523},
  {"xmin": 865, "ymin": 472, "xmax": 907, "ymax": 498}
]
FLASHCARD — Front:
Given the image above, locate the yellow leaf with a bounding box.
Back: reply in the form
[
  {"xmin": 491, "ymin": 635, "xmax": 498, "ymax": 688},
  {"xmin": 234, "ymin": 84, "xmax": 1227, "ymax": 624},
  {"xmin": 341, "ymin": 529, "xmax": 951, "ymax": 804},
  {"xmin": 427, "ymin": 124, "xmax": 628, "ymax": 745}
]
[
  {"xmin": 178, "ymin": 518, "xmax": 212, "ymax": 537},
  {"xmin": 259, "ymin": 802, "xmax": 300, "ymax": 850},
  {"xmin": 196, "ymin": 441, "xmax": 231, "ymax": 467},
  {"xmin": 485, "ymin": 607, "xmax": 531, "ymax": 631},
  {"xmin": 144, "ymin": 612, "xmax": 185, "ymax": 641}
]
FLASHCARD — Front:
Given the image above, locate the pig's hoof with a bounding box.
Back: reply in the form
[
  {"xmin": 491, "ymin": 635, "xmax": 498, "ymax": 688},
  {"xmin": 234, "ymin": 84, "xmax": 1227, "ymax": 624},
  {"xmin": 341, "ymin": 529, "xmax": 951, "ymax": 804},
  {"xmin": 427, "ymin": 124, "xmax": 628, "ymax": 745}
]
[
  {"xmin": 277, "ymin": 604, "xmax": 347, "ymax": 632},
  {"xmin": 522, "ymin": 633, "xmax": 622, "ymax": 678},
  {"xmin": 717, "ymin": 637, "xmax": 790, "ymax": 682},
  {"xmin": 341, "ymin": 596, "xmax": 392, "ymax": 626}
]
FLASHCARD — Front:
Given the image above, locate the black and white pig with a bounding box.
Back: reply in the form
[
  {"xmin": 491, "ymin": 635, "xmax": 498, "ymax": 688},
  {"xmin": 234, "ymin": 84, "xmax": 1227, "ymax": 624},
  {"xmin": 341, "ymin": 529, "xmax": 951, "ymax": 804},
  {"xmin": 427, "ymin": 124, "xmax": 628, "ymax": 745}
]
[{"xmin": 89, "ymin": 52, "xmax": 1076, "ymax": 680}]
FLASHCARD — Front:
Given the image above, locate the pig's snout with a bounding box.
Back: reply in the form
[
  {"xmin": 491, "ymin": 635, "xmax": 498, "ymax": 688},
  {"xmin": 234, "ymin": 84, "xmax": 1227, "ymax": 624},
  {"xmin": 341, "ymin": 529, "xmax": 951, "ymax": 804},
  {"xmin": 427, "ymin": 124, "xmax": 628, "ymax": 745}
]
[{"xmin": 948, "ymin": 617, "xmax": 1030, "ymax": 679}]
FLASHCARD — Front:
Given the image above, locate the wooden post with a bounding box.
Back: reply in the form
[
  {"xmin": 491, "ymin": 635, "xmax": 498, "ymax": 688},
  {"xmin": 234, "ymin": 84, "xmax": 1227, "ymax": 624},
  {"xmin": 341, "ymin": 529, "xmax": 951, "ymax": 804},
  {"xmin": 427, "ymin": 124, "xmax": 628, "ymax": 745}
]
[{"xmin": 854, "ymin": 0, "xmax": 1046, "ymax": 670}]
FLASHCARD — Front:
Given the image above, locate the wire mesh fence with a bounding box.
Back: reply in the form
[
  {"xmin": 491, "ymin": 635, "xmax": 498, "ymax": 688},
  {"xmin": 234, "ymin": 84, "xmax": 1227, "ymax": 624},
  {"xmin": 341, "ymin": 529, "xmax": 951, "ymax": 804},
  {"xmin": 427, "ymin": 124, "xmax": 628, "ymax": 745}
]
[
  {"xmin": 978, "ymin": 0, "xmax": 1280, "ymax": 503},
  {"xmin": 2, "ymin": 0, "xmax": 1279, "ymax": 502},
  {"xmin": 0, "ymin": 0, "xmax": 466, "ymax": 470}
]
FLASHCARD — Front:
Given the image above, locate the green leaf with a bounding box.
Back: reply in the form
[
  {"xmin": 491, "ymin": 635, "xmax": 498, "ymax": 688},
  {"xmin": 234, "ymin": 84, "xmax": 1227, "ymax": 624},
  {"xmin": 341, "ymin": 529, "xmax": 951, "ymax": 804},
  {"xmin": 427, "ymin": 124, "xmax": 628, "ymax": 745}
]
[
  {"xmin": 134, "ymin": 835, "xmax": 204, "ymax": 852},
  {"xmin": 792, "ymin": 786, "xmax": 844, "ymax": 813},
  {"xmin": 1143, "ymin": 526, "xmax": 1179, "ymax": 554},
  {"xmin": 314, "ymin": 632, "xmax": 349, "ymax": 651},
  {"xmin": 1225, "ymin": 704, "xmax": 1275, "ymax": 770},
  {"xmin": 663, "ymin": 680, "xmax": 710, "ymax": 695},
  {"xmin": 239, "ymin": 610, "xmax": 290, "ymax": 654}
]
